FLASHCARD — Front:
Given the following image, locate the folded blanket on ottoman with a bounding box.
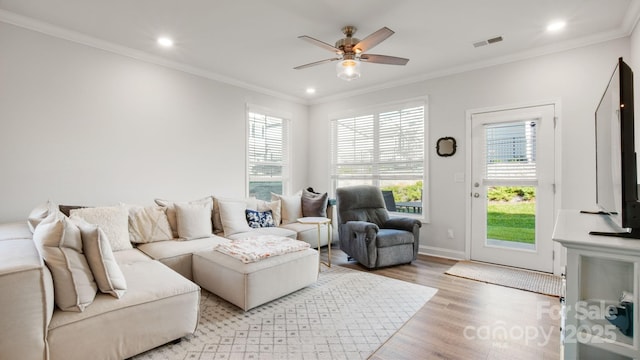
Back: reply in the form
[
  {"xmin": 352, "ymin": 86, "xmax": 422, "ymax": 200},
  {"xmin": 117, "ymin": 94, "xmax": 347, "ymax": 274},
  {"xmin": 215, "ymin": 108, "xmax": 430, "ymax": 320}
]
[{"xmin": 215, "ymin": 235, "xmax": 310, "ymax": 263}]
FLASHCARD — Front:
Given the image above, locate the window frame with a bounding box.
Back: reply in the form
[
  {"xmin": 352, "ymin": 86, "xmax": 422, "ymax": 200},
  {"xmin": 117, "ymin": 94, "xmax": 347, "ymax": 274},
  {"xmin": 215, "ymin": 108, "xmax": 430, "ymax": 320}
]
[
  {"xmin": 246, "ymin": 104, "xmax": 292, "ymax": 200},
  {"xmin": 329, "ymin": 97, "xmax": 429, "ymax": 222}
]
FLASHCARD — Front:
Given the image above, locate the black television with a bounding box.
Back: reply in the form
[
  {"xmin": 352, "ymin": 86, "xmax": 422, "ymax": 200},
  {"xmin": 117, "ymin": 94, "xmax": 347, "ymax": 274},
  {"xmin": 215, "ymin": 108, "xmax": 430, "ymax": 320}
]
[{"xmin": 590, "ymin": 57, "xmax": 640, "ymax": 238}]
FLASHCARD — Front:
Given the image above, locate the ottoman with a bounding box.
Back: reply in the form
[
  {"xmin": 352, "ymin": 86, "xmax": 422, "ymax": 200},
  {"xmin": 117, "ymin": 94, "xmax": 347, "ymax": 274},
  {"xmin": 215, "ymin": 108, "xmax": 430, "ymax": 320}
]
[{"xmin": 193, "ymin": 248, "xmax": 319, "ymax": 311}]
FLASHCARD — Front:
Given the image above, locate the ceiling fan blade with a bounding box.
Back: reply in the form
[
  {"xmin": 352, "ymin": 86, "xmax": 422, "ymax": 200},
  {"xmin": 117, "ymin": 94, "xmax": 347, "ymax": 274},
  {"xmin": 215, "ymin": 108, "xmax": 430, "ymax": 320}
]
[
  {"xmin": 360, "ymin": 54, "xmax": 409, "ymax": 65},
  {"xmin": 298, "ymin": 35, "xmax": 343, "ymax": 54},
  {"xmin": 294, "ymin": 58, "xmax": 341, "ymax": 70},
  {"xmin": 354, "ymin": 27, "xmax": 394, "ymax": 53}
]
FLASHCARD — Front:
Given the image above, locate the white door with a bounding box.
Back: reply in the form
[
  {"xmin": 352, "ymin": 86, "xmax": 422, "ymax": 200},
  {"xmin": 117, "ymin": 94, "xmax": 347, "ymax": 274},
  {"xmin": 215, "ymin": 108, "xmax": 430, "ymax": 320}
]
[{"xmin": 470, "ymin": 105, "xmax": 555, "ymax": 272}]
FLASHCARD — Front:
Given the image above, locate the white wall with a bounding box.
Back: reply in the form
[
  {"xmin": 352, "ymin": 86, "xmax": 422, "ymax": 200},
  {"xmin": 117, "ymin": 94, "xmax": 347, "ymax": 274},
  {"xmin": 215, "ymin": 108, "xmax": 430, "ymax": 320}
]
[
  {"xmin": 0, "ymin": 18, "xmax": 631, "ymax": 261},
  {"xmin": 0, "ymin": 22, "xmax": 309, "ymax": 222},
  {"xmin": 308, "ymin": 38, "xmax": 630, "ymax": 259}
]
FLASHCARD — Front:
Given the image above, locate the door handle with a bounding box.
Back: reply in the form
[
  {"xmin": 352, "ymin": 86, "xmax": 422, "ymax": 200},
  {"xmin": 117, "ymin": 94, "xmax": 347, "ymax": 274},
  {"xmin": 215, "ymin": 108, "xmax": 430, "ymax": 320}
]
[{"xmin": 474, "ymin": 193, "xmax": 480, "ymax": 198}]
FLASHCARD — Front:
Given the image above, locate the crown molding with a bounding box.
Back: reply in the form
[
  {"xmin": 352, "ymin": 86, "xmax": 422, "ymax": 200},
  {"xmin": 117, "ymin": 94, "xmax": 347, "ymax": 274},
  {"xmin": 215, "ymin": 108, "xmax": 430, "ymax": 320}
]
[
  {"xmin": 622, "ymin": 0, "xmax": 640, "ymax": 35},
  {"xmin": 0, "ymin": 9, "xmax": 308, "ymax": 105},
  {"xmin": 2, "ymin": 5, "xmax": 638, "ymax": 108},
  {"xmin": 310, "ymin": 27, "xmax": 631, "ymax": 105}
]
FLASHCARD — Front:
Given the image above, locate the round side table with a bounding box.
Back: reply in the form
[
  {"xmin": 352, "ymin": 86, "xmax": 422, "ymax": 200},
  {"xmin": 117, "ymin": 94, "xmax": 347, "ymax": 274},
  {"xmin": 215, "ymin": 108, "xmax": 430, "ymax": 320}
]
[{"xmin": 296, "ymin": 217, "xmax": 332, "ymax": 270}]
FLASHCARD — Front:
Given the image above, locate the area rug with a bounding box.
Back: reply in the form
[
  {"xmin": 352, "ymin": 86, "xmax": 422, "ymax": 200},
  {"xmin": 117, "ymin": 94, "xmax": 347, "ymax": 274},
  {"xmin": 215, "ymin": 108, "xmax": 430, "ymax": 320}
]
[
  {"xmin": 132, "ymin": 265, "xmax": 437, "ymax": 360},
  {"xmin": 445, "ymin": 261, "xmax": 562, "ymax": 297}
]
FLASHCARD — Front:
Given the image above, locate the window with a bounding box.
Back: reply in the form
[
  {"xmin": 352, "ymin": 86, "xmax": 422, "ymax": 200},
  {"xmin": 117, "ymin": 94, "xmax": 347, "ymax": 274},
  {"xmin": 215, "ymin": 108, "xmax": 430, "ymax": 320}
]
[
  {"xmin": 484, "ymin": 120, "xmax": 537, "ymax": 180},
  {"xmin": 247, "ymin": 108, "xmax": 290, "ymax": 201},
  {"xmin": 330, "ymin": 100, "xmax": 426, "ymax": 217}
]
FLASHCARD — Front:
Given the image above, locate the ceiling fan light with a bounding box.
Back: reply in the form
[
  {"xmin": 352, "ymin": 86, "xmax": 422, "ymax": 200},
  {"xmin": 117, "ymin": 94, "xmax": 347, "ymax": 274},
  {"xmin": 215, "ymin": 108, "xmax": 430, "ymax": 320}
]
[{"xmin": 336, "ymin": 59, "xmax": 361, "ymax": 81}]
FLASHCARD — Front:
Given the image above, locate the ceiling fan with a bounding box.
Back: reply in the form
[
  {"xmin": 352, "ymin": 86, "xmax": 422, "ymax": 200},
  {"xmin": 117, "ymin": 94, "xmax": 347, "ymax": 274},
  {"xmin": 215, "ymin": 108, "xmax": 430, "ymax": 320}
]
[{"xmin": 294, "ymin": 26, "xmax": 409, "ymax": 81}]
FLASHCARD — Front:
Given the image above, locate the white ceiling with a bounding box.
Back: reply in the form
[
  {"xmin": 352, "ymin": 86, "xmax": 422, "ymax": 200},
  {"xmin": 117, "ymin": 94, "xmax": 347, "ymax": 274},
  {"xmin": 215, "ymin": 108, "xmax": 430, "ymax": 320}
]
[{"xmin": 1, "ymin": 0, "xmax": 639, "ymax": 103}]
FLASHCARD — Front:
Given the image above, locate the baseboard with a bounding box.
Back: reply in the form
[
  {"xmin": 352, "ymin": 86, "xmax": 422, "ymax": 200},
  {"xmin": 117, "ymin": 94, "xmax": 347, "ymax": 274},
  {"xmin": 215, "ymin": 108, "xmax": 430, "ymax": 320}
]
[{"xmin": 418, "ymin": 245, "xmax": 466, "ymax": 260}]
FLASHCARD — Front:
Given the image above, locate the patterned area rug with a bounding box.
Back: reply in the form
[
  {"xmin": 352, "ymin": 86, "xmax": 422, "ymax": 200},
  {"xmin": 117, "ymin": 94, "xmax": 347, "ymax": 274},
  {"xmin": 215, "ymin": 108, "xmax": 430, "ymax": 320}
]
[
  {"xmin": 445, "ymin": 260, "xmax": 562, "ymax": 297},
  {"xmin": 132, "ymin": 265, "xmax": 437, "ymax": 360}
]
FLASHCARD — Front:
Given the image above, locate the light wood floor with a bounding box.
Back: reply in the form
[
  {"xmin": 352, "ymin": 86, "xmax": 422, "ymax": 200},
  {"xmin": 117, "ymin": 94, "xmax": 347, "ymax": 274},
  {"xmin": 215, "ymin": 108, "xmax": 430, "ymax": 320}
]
[{"xmin": 325, "ymin": 249, "xmax": 562, "ymax": 360}]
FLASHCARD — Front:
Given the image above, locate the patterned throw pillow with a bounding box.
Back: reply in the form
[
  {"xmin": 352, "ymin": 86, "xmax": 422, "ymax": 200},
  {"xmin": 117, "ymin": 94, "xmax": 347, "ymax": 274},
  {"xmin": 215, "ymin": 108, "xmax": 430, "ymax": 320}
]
[{"xmin": 245, "ymin": 209, "xmax": 275, "ymax": 228}]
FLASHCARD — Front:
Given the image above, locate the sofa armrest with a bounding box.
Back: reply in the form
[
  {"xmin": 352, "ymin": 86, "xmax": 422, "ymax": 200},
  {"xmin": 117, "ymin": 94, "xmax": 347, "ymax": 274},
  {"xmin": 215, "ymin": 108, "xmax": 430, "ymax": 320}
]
[
  {"xmin": 382, "ymin": 217, "xmax": 421, "ymax": 232},
  {"xmin": 0, "ymin": 238, "xmax": 53, "ymax": 360}
]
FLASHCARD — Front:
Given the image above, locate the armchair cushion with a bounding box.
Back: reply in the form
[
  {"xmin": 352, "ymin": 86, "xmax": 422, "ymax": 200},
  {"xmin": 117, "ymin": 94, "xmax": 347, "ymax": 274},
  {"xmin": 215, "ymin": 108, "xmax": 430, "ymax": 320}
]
[{"xmin": 376, "ymin": 229, "xmax": 415, "ymax": 248}]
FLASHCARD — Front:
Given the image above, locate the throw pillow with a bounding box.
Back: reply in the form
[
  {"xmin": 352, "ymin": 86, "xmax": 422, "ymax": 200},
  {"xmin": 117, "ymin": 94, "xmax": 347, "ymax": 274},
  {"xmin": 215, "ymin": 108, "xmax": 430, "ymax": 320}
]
[
  {"xmin": 271, "ymin": 193, "xmax": 303, "ymax": 225},
  {"xmin": 27, "ymin": 200, "xmax": 56, "ymax": 233},
  {"xmin": 155, "ymin": 196, "xmax": 213, "ymax": 238},
  {"xmin": 301, "ymin": 188, "xmax": 329, "ymax": 218},
  {"xmin": 72, "ymin": 217, "xmax": 127, "ymax": 299},
  {"xmin": 212, "ymin": 196, "xmax": 258, "ymax": 233},
  {"xmin": 218, "ymin": 200, "xmax": 252, "ymax": 236},
  {"xmin": 69, "ymin": 206, "xmax": 132, "ymax": 251},
  {"xmin": 32, "ymin": 212, "xmax": 97, "ymax": 312},
  {"xmin": 126, "ymin": 205, "xmax": 173, "ymax": 243},
  {"xmin": 252, "ymin": 199, "xmax": 282, "ymax": 226},
  {"xmin": 245, "ymin": 209, "xmax": 275, "ymax": 228},
  {"xmin": 58, "ymin": 204, "xmax": 87, "ymax": 217},
  {"xmin": 174, "ymin": 202, "xmax": 213, "ymax": 240}
]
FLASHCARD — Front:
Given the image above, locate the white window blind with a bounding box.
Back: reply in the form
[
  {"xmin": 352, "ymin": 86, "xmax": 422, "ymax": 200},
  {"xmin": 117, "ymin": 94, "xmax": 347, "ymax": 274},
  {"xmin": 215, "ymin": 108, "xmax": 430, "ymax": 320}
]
[
  {"xmin": 331, "ymin": 114, "xmax": 375, "ymax": 179},
  {"xmin": 484, "ymin": 120, "xmax": 537, "ymax": 180},
  {"xmin": 378, "ymin": 107, "xmax": 425, "ymax": 179},
  {"xmin": 330, "ymin": 104, "xmax": 425, "ymax": 191},
  {"xmin": 248, "ymin": 111, "xmax": 289, "ymax": 199}
]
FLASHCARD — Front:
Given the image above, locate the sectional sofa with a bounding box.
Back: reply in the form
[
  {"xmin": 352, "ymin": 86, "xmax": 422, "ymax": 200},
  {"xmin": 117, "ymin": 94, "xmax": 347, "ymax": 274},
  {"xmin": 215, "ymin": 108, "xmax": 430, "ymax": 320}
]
[{"xmin": 0, "ymin": 192, "xmax": 332, "ymax": 360}]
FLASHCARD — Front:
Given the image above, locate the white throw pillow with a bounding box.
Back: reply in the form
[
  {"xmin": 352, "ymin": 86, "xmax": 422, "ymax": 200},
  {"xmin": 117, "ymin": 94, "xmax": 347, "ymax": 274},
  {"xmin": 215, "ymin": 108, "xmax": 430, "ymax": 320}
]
[
  {"xmin": 27, "ymin": 200, "xmax": 56, "ymax": 233},
  {"xmin": 72, "ymin": 217, "xmax": 127, "ymax": 298},
  {"xmin": 70, "ymin": 206, "xmax": 132, "ymax": 251},
  {"xmin": 155, "ymin": 197, "xmax": 213, "ymax": 238},
  {"xmin": 126, "ymin": 205, "xmax": 173, "ymax": 243},
  {"xmin": 218, "ymin": 200, "xmax": 252, "ymax": 236},
  {"xmin": 33, "ymin": 212, "xmax": 97, "ymax": 312},
  {"xmin": 174, "ymin": 202, "xmax": 213, "ymax": 240},
  {"xmin": 212, "ymin": 196, "xmax": 258, "ymax": 233},
  {"xmin": 271, "ymin": 193, "xmax": 302, "ymax": 225},
  {"xmin": 252, "ymin": 199, "xmax": 282, "ymax": 226}
]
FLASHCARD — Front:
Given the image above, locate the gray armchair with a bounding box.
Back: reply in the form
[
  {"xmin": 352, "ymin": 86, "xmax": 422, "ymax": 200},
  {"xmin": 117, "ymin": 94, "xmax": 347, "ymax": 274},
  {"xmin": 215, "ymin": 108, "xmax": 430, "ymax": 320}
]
[{"xmin": 336, "ymin": 185, "xmax": 421, "ymax": 269}]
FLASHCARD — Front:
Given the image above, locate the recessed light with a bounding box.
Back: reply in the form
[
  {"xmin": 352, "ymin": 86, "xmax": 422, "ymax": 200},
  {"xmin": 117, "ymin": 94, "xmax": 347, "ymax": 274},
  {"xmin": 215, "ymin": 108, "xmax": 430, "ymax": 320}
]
[
  {"xmin": 157, "ymin": 37, "xmax": 174, "ymax": 47},
  {"xmin": 306, "ymin": 87, "xmax": 316, "ymax": 95},
  {"xmin": 546, "ymin": 20, "xmax": 566, "ymax": 33}
]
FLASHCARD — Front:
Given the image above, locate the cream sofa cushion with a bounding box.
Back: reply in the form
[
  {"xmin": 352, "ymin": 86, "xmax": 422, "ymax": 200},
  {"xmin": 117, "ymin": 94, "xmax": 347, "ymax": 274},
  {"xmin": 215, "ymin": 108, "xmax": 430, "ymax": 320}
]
[
  {"xmin": 175, "ymin": 202, "xmax": 213, "ymax": 240},
  {"xmin": 126, "ymin": 205, "xmax": 173, "ymax": 243},
  {"xmin": 0, "ymin": 221, "xmax": 34, "ymax": 241},
  {"xmin": 212, "ymin": 196, "xmax": 258, "ymax": 233},
  {"xmin": 33, "ymin": 212, "xmax": 97, "ymax": 312},
  {"xmin": 218, "ymin": 200, "xmax": 252, "ymax": 236},
  {"xmin": 27, "ymin": 200, "xmax": 56, "ymax": 233},
  {"xmin": 251, "ymin": 199, "xmax": 282, "ymax": 227},
  {"xmin": 225, "ymin": 226, "xmax": 297, "ymax": 241},
  {"xmin": 47, "ymin": 259, "xmax": 200, "ymax": 360},
  {"xmin": 155, "ymin": 196, "xmax": 213, "ymax": 238},
  {"xmin": 70, "ymin": 206, "xmax": 132, "ymax": 251},
  {"xmin": 271, "ymin": 193, "xmax": 302, "ymax": 225},
  {"xmin": 73, "ymin": 218, "xmax": 127, "ymax": 298}
]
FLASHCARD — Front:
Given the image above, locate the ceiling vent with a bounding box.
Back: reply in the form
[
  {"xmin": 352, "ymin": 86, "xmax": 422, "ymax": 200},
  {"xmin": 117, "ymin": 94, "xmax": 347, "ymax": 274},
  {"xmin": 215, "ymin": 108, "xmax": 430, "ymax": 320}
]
[{"xmin": 473, "ymin": 36, "xmax": 504, "ymax": 48}]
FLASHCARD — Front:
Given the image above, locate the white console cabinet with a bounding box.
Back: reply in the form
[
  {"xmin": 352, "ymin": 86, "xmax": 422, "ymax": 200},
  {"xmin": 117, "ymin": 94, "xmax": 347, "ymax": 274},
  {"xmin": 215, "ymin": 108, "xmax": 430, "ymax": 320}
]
[{"xmin": 553, "ymin": 210, "xmax": 640, "ymax": 359}]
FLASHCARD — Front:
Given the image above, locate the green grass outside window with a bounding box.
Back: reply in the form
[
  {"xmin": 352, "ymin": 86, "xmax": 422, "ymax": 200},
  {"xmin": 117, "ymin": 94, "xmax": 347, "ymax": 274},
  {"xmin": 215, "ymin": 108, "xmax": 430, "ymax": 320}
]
[{"xmin": 487, "ymin": 202, "xmax": 535, "ymax": 244}]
